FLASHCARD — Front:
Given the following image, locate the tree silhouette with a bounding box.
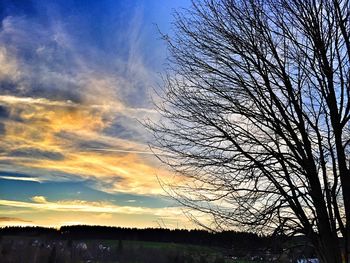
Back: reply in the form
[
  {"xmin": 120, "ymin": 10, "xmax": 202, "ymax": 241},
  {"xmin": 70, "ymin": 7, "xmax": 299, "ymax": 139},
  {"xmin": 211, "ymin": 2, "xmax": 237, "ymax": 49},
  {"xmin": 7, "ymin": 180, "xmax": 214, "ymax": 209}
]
[{"xmin": 148, "ymin": 0, "xmax": 350, "ymax": 262}]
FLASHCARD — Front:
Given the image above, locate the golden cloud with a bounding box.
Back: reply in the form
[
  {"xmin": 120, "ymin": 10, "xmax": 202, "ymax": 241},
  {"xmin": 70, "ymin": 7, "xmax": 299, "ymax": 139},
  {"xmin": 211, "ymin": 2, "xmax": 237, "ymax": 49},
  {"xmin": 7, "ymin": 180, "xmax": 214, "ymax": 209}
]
[
  {"xmin": 0, "ymin": 216, "xmax": 34, "ymax": 227},
  {"xmin": 0, "ymin": 197, "xmax": 207, "ymax": 228},
  {"xmin": 26, "ymin": 152, "xmax": 175, "ymax": 194},
  {"xmin": 0, "ymin": 197, "xmax": 182, "ymax": 217},
  {"xmin": 0, "ymin": 94, "xmax": 173, "ymax": 195},
  {"xmin": 0, "ymin": 216, "xmax": 32, "ymax": 223},
  {"xmin": 31, "ymin": 195, "xmax": 48, "ymax": 203}
]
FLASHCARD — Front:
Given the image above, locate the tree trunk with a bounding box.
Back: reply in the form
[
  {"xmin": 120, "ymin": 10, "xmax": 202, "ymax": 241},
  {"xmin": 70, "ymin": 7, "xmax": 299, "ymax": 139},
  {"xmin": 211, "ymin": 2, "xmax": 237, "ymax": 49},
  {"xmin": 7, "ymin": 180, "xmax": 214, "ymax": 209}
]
[
  {"xmin": 345, "ymin": 226, "xmax": 350, "ymax": 263},
  {"xmin": 314, "ymin": 233, "xmax": 342, "ymax": 263}
]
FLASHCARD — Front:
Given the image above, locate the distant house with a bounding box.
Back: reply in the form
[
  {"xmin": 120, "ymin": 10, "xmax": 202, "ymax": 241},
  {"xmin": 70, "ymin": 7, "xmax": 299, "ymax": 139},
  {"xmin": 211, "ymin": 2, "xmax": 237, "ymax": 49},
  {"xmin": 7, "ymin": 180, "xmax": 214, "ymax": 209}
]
[
  {"xmin": 297, "ymin": 258, "xmax": 319, "ymax": 263},
  {"xmin": 76, "ymin": 242, "xmax": 88, "ymax": 250}
]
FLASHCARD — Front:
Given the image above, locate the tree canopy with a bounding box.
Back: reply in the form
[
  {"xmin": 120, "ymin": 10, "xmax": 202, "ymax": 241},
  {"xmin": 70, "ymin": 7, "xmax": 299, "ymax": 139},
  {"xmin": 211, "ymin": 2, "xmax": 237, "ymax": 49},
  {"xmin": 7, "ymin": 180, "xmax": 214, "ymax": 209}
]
[{"xmin": 148, "ymin": 1, "xmax": 350, "ymax": 262}]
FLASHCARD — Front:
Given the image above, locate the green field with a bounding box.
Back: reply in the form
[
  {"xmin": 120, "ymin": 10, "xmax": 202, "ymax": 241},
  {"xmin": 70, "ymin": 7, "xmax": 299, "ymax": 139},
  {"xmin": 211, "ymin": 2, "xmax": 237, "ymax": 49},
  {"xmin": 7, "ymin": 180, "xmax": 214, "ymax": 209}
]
[
  {"xmin": 84, "ymin": 239, "xmax": 228, "ymax": 263},
  {"xmin": 1, "ymin": 236, "xmax": 270, "ymax": 263}
]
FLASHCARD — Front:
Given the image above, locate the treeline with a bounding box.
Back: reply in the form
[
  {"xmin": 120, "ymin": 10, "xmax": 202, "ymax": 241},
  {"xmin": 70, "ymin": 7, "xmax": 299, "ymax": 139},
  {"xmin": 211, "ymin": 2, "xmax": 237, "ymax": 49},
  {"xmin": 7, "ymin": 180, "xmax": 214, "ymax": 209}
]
[{"xmin": 0, "ymin": 225, "xmax": 276, "ymax": 250}]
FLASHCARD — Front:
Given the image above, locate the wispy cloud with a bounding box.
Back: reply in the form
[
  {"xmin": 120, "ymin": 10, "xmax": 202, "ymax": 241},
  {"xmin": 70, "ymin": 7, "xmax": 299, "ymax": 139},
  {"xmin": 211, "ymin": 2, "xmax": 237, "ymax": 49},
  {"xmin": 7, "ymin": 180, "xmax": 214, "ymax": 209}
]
[
  {"xmin": 0, "ymin": 195, "xmax": 206, "ymax": 228},
  {"xmin": 0, "ymin": 196, "xmax": 182, "ymax": 217},
  {"xmin": 85, "ymin": 148, "xmax": 154, "ymax": 155},
  {"xmin": 0, "ymin": 14, "xmax": 163, "ymax": 194},
  {"xmin": 0, "ymin": 0, "xmax": 190, "ymax": 228},
  {"xmin": 0, "ymin": 216, "xmax": 32, "ymax": 223}
]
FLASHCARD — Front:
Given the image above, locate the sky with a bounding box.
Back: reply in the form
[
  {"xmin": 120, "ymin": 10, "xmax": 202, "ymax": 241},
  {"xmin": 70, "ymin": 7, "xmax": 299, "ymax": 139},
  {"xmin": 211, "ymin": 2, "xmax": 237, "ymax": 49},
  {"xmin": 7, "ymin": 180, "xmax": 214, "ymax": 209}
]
[{"xmin": 0, "ymin": 0, "xmax": 194, "ymax": 229}]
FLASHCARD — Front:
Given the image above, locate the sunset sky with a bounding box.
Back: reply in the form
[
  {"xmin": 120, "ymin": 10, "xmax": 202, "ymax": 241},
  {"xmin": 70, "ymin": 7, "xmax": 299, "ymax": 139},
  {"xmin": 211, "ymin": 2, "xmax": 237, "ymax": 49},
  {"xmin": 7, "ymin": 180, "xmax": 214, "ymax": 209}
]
[{"xmin": 0, "ymin": 0, "xmax": 194, "ymax": 228}]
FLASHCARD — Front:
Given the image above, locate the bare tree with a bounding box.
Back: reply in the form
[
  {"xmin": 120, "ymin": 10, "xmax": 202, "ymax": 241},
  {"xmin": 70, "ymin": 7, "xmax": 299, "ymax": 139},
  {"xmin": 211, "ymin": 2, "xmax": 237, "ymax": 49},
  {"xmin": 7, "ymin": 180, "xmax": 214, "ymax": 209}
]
[{"xmin": 148, "ymin": 0, "xmax": 350, "ymax": 262}]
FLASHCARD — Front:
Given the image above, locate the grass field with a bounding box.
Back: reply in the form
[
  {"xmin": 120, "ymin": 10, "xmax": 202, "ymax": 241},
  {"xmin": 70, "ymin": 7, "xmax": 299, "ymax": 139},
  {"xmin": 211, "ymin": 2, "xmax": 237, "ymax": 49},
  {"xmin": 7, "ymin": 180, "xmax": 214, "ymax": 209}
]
[{"xmin": 1, "ymin": 236, "xmax": 272, "ymax": 263}]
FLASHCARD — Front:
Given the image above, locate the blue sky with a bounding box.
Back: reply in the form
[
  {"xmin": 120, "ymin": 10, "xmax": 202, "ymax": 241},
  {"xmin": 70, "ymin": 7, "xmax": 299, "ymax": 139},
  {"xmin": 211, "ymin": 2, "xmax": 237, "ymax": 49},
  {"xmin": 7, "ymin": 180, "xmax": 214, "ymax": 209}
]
[{"xmin": 0, "ymin": 0, "xmax": 195, "ymax": 228}]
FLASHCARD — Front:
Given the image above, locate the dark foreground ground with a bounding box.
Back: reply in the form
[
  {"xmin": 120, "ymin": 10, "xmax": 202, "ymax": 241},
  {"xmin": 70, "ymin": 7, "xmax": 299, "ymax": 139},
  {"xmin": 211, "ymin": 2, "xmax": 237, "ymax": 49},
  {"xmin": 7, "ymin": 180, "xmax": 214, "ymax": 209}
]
[
  {"xmin": 1, "ymin": 237, "xmax": 232, "ymax": 263},
  {"xmin": 0, "ymin": 226, "xmax": 316, "ymax": 263}
]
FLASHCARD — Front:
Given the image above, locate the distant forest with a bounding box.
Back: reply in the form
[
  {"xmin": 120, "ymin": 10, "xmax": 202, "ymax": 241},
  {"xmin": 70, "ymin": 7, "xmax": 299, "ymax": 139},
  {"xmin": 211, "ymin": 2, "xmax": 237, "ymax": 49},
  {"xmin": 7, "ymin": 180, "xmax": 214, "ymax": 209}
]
[{"xmin": 0, "ymin": 225, "xmax": 279, "ymax": 250}]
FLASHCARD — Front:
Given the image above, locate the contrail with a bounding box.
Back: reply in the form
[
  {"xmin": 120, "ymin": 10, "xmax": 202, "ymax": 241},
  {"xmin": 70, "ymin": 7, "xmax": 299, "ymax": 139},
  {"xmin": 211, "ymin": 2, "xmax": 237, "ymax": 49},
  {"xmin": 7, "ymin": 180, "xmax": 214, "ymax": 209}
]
[
  {"xmin": 86, "ymin": 148, "xmax": 155, "ymax": 155},
  {"xmin": 0, "ymin": 176, "xmax": 42, "ymax": 182}
]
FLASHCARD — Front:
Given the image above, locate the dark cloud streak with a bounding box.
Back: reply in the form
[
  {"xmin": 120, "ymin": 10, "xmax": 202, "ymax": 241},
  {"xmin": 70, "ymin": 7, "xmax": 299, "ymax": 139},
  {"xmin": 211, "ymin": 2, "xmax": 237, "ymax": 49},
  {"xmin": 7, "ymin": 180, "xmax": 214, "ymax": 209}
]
[
  {"xmin": 9, "ymin": 148, "xmax": 65, "ymax": 161},
  {"xmin": 0, "ymin": 216, "xmax": 32, "ymax": 223}
]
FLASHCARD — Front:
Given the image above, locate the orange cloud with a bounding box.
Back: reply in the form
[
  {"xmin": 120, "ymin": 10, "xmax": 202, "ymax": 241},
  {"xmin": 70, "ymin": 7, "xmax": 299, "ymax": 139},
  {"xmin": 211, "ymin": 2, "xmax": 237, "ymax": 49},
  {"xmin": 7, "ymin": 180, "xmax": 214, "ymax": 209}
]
[
  {"xmin": 27, "ymin": 152, "xmax": 172, "ymax": 194},
  {"xmin": 0, "ymin": 216, "xmax": 33, "ymax": 227},
  {"xmin": 0, "ymin": 196, "xmax": 206, "ymax": 228},
  {"xmin": 0, "ymin": 94, "xmax": 174, "ymax": 194},
  {"xmin": 0, "ymin": 216, "xmax": 32, "ymax": 223},
  {"xmin": 0, "ymin": 196, "xmax": 184, "ymax": 218}
]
